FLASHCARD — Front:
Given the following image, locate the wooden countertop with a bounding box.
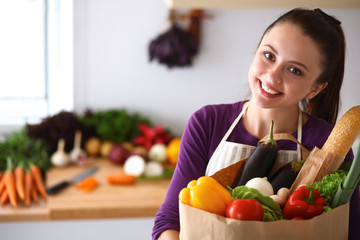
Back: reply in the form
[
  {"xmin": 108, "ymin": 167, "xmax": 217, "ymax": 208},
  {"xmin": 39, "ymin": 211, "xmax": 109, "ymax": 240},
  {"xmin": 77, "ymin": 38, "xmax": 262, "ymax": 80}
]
[{"xmin": 0, "ymin": 158, "xmax": 171, "ymax": 222}]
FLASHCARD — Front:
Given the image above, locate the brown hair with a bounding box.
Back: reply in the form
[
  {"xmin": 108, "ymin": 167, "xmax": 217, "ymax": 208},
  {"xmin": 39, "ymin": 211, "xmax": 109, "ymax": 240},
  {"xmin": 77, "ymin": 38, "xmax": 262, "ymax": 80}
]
[{"xmin": 259, "ymin": 8, "xmax": 346, "ymax": 126}]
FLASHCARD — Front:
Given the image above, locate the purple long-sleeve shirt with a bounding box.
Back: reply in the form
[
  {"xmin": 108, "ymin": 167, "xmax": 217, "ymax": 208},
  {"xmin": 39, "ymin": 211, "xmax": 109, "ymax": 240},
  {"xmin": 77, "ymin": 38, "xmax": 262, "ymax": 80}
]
[{"xmin": 152, "ymin": 101, "xmax": 358, "ymax": 240}]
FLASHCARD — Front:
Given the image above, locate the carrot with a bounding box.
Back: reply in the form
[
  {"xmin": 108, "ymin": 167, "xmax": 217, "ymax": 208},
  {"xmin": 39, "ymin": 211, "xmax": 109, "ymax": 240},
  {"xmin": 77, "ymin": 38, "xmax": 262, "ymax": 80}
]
[
  {"xmin": 0, "ymin": 172, "xmax": 5, "ymax": 196},
  {"xmin": 14, "ymin": 163, "xmax": 25, "ymax": 200},
  {"xmin": 74, "ymin": 176, "xmax": 98, "ymax": 193},
  {"xmin": 106, "ymin": 173, "xmax": 137, "ymax": 185},
  {"xmin": 0, "ymin": 188, "xmax": 8, "ymax": 205},
  {"xmin": 4, "ymin": 158, "xmax": 17, "ymax": 207},
  {"xmin": 24, "ymin": 170, "xmax": 33, "ymax": 206},
  {"xmin": 30, "ymin": 164, "xmax": 47, "ymax": 200},
  {"xmin": 31, "ymin": 181, "xmax": 38, "ymax": 204}
]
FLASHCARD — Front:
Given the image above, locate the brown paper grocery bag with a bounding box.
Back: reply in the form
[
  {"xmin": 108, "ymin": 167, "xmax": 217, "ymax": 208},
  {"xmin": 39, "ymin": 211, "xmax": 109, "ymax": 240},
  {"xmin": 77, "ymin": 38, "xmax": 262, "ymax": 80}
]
[
  {"xmin": 179, "ymin": 201, "xmax": 349, "ymax": 240},
  {"xmin": 291, "ymin": 147, "xmax": 343, "ymax": 192}
]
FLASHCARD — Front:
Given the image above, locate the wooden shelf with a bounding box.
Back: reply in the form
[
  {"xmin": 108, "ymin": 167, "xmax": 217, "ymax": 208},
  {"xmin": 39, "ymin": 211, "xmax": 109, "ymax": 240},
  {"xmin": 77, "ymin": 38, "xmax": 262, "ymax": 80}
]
[{"xmin": 164, "ymin": 0, "xmax": 360, "ymax": 9}]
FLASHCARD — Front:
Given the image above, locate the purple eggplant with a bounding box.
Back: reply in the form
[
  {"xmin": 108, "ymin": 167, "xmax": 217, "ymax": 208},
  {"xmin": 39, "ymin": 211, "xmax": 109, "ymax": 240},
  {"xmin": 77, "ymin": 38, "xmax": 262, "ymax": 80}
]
[
  {"xmin": 269, "ymin": 159, "xmax": 305, "ymax": 193},
  {"xmin": 235, "ymin": 121, "xmax": 278, "ymax": 186}
]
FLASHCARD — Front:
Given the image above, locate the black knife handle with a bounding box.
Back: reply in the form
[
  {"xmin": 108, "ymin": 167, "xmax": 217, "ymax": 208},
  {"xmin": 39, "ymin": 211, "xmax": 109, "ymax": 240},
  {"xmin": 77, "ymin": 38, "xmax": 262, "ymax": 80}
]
[{"xmin": 46, "ymin": 181, "xmax": 70, "ymax": 195}]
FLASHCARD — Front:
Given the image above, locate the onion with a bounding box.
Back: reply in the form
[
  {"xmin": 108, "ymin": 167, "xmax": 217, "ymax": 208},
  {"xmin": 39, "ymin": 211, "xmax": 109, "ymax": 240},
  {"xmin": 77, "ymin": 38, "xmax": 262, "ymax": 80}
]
[
  {"xmin": 148, "ymin": 143, "xmax": 167, "ymax": 162},
  {"xmin": 85, "ymin": 137, "xmax": 101, "ymax": 156},
  {"xmin": 144, "ymin": 161, "xmax": 164, "ymax": 177},
  {"xmin": 245, "ymin": 177, "xmax": 274, "ymax": 196},
  {"xmin": 100, "ymin": 141, "xmax": 114, "ymax": 158},
  {"xmin": 109, "ymin": 144, "xmax": 131, "ymax": 165},
  {"xmin": 123, "ymin": 155, "xmax": 146, "ymax": 177}
]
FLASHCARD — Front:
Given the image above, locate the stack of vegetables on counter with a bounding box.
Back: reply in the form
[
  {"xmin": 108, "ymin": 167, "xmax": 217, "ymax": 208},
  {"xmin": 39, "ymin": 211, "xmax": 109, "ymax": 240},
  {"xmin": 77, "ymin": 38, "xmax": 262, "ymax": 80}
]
[
  {"xmin": 26, "ymin": 108, "xmax": 180, "ymax": 171},
  {"xmin": 179, "ymin": 105, "xmax": 360, "ymax": 222},
  {"xmin": 0, "ymin": 108, "xmax": 182, "ymax": 202}
]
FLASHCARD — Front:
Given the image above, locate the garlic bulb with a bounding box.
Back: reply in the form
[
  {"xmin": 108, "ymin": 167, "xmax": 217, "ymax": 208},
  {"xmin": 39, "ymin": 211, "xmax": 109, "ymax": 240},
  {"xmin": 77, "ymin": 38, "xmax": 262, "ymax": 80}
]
[
  {"xmin": 270, "ymin": 187, "xmax": 291, "ymax": 206},
  {"xmin": 51, "ymin": 138, "xmax": 70, "ymax": 167},
  {"xmin": 70, "ymin": 130, "xmax": 87, "ymax": 165}
]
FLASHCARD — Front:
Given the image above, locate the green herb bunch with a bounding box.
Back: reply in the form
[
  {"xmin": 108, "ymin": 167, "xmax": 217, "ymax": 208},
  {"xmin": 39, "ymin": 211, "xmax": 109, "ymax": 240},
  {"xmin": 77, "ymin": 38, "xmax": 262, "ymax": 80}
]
[
  {"xmin": 78, "ymin": 109, "xmax": 152, "ymax": 143},
  {"xmin": 0, "ymin": 128, "xmax": 50, "ymax": 173}
]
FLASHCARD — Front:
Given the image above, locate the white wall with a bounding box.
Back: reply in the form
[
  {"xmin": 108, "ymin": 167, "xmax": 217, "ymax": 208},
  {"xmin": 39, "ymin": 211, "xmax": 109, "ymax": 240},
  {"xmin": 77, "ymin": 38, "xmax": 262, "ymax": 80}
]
[
  {"xmin": 74, "ymin": 0, "xmax": 360, "ymax": 137},
  {"xmin": 2, "ymin": 2, "xmax": 359, "ymax": 240}
]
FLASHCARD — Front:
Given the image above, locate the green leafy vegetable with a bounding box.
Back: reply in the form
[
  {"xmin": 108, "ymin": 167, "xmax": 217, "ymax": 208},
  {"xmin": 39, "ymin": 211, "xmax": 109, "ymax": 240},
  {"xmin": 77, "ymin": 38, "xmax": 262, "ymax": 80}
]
[
  {"xmin": 78, "ymin": 109, "xmax": 152, "ymax": 143},
  {"xmin": 0, "ymin": 128, "xmax": 50, "ymax": 173},
  {"xmin": 307, "ymin": 169, "xmax": 347, "ymax": 212},
  {"xmin": 137, "ymin": 168, "xmax": 174, "ymax": 181},
  {"xmin": 227, "ymin": 185, "xmax": 283, "ymax": 221}
]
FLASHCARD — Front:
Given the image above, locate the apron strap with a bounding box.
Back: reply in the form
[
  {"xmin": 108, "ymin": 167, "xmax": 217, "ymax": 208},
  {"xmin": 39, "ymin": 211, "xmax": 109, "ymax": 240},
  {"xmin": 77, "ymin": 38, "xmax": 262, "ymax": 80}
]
[
  {"xmin": 205, "ymin": 102, "xmax": 249, "ymax": 176},
  {"xmin": 206, "ymin": 102, "xmax": 306, "ymax": 176},
  {"xmin": 296, "ymin": 108, "xmax": 303, "ymax": 160},
  {"xmin": 218, "ymin": 101, "xmax": 250, "ymax": 144}
]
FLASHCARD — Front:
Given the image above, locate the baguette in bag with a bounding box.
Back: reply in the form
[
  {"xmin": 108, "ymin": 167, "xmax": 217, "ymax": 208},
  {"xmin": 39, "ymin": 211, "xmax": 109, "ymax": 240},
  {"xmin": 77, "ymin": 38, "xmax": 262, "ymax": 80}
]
[{"xmin": 291, "ymin": 105, "xmax": 360, "ymax": 191}]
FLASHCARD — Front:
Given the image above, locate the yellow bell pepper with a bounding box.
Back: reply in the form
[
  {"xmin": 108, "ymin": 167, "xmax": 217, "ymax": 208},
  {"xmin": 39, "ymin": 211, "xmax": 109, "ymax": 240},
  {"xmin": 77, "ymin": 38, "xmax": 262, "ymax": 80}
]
[{"xmin": 179, "ymin": 176, "xmax": 233, "ymax": 216}]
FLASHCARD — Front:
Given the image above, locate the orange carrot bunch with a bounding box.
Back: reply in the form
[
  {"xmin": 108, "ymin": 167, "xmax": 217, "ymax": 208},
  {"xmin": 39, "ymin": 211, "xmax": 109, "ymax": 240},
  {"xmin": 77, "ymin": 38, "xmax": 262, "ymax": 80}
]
[
  {"xmin": 0, "ymin": 158, "xmax": 48, "ymax": 207},
  {"xmin": 74, "ymin": 176, "xmax": 98, "ymax": 193}
]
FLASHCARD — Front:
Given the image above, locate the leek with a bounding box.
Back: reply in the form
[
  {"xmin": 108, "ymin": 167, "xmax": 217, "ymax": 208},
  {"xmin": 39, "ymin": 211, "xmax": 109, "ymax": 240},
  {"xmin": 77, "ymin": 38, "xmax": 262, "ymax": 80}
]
[{"xmin": 331, "ymin": 142, "xmax": 360, "ymax": 208}]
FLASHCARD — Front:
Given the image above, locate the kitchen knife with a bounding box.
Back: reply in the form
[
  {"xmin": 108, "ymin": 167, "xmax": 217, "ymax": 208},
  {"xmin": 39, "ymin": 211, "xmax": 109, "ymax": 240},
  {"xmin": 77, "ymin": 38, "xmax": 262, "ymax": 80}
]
[{"xmin": 46, "ymin": 166, "xmax": 99, "ymax": 195}]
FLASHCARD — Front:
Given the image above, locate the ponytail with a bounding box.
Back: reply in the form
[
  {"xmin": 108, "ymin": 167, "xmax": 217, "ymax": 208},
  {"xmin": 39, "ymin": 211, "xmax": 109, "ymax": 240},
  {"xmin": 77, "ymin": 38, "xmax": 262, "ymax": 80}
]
[{"xmin": 306, "ymin": 22, "xmax": 345, "ymax": 126}]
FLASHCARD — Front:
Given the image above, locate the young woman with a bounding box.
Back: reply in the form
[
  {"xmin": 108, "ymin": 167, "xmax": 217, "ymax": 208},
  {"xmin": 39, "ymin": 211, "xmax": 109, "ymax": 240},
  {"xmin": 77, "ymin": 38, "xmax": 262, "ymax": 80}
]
[{"xmin": 152, "ymin": 8, "xmax": 359, "ymax": 240}]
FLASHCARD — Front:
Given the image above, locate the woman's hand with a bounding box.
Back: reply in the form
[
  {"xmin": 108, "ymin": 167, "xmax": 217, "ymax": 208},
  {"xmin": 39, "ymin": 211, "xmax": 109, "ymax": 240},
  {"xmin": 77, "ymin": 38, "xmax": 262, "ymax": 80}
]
[{"xmin": 158, "ymin": 229, "xmax": 180, "ymax": 240}]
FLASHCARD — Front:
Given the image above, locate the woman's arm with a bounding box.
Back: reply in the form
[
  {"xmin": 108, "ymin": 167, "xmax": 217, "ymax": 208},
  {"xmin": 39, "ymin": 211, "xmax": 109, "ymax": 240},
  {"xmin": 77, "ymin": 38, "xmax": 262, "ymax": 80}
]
[
  {"xmin": 152, "ymin": 107, "xmax": 214, "ymax": 239},
  {"xmin": 152, "ymin": 103, "xmax": 242, "ymax": 240},
  {"xmin": 158, "ymin": 229, "xmax": 180, "ymax": 240}
]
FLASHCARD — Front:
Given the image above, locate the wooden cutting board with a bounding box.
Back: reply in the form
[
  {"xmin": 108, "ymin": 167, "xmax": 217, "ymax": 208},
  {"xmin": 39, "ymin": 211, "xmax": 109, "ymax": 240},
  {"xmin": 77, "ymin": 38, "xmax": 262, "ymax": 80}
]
[
  {"xmin": 0, "ymin": 158, "xmax": 171, "ymax": 222},
  {"xmin": 46, "ymin": 158, "xmax": 171, "ymax": 220}
]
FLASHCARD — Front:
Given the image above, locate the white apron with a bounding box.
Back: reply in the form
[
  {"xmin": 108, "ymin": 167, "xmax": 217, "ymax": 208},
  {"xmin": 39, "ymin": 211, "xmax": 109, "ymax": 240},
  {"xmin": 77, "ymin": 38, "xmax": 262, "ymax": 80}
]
[{"xmin": 205, "ymin": 102, "xmax": 306, "ymax": 177}]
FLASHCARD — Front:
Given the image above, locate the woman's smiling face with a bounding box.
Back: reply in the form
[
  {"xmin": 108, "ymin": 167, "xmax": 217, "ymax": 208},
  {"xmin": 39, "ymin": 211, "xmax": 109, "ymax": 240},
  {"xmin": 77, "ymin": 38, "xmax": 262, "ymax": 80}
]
[{"xmin": 248, "ymin": 22, "xmax": 326, "ymax": 109}]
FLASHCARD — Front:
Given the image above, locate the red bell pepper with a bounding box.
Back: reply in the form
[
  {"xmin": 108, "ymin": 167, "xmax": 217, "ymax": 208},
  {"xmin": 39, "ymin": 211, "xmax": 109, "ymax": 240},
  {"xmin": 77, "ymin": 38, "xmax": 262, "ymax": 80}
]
[{"xmin": 282, "ymin": 186, "xmax": 325, "ymax": 220}]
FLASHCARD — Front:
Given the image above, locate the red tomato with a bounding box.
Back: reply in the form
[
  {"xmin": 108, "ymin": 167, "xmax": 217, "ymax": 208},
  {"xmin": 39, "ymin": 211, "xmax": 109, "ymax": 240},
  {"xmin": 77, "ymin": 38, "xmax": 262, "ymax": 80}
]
[{"xmin": 226, "ymin": 199, "xmax": 264, "ymax": 221}]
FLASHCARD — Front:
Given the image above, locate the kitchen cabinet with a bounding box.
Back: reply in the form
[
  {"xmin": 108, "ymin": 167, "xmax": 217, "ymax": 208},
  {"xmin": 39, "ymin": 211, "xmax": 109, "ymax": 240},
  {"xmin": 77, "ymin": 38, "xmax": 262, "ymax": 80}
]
[
  {"xmin": 164, "ymin": 0, "xmax": 360, "ymax": 9},
  {"xmin": 0, "ymin": 158, "xmax": 171, "ymax": 222}
]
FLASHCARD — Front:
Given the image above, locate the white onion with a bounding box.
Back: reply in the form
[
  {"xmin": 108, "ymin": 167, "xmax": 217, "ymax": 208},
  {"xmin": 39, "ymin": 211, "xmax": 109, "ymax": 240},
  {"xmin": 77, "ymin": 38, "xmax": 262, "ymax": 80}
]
[
  {"xmin": 148, "ymin": 144, "xmax": 167, "ymax": 162},
  {"xmin": 123, "ymin": 155, "xmax": 146, "ymax": 177},
  {"xmin": 245, "ymin": 177, "xmax": 274, "ymax": 196},
  {"xmin": 144, "ymin": 161, "xmax": 164, "ymax": 177}
]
